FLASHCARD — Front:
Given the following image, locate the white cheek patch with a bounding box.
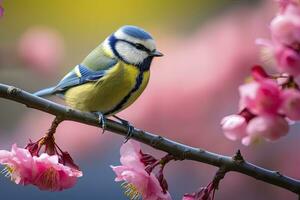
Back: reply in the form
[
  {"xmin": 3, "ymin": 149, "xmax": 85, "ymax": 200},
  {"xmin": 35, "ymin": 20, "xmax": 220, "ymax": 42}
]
[{"xmin": 115, "ymin": 41, "xmax": 148, "ymax": 65}]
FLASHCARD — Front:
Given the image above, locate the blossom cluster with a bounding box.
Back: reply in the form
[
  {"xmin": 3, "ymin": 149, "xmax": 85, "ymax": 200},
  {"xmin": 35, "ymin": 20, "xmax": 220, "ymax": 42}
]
[
  {"xmin": 222, "ymin": 0, "xmax": 300, "ymax": 145},
  {"xmin": 111, "ymin": 140, "xmax": 219, "ymax": 200},
  {"xmin": 111, "ymin": 140, "xmax": 172, "ymax": 200},
  {"xmin": 0, "ymin": 136, "xmax": 82, "ymax": 191}
]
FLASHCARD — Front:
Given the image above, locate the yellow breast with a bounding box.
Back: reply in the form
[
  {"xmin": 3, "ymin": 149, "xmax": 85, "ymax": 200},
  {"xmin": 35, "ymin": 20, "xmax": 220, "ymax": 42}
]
[{"xmin": 64, "ymin": 62, "xmax": 150, "ymax": 115}]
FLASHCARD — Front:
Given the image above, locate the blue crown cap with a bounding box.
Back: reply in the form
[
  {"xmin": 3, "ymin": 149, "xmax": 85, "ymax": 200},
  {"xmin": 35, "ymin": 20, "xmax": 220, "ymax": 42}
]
[{"xmin": 120, "ymin": 25, "xmax": 153, "ymax": 40}]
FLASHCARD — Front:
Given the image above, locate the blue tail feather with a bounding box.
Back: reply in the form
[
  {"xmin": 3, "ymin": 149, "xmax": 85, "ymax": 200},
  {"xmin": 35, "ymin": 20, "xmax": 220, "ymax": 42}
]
[{"xmin": 34, "ymin": 86, "xmax": 56, "ymax": 97}]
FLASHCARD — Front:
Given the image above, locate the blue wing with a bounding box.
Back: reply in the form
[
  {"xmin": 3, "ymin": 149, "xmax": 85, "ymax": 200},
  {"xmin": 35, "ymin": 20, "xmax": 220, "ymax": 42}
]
[
  {"xmin": 54, "ymin": 64, "xmax": 112, "ymax": 93},
  {"xmin": 34, "ymin": 62, "xmax": 117, "ymax": 97},
  {"xmin": 53, "ymin": 65, "xmax": 103, "ymax": 91}
]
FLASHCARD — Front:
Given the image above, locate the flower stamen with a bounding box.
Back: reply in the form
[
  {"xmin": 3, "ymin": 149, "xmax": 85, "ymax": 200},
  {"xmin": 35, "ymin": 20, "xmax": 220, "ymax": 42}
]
[
  {"xmin": 1, "ymin": 165, "xmax": 14, "ymax": 178},
  {"xmin": 37, "ymin": 167, "xmax": 59, "ymax": 191},
  {"xmin": 121, "ymin": 182, "xmax": 141, "ymax": 200}
]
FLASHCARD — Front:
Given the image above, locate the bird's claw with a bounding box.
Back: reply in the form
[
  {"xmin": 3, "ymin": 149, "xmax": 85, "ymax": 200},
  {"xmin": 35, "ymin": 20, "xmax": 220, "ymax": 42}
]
[
  {"xmin": 113, "ymin": 115, "xmax": 134, "ymax": 143},
  {"xmin": 124, "ymin": 123, "xmax": 134, "ymax": 143},
  {"xmin": 96, "ymin": 112, "xmax": 106, "ymax": 134}
]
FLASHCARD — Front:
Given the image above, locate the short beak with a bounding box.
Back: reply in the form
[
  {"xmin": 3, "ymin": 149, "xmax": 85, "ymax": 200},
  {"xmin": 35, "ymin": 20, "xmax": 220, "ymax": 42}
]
[{"xmin": 150, "ymin": 50, "xmax": 163, "ymax": 57}]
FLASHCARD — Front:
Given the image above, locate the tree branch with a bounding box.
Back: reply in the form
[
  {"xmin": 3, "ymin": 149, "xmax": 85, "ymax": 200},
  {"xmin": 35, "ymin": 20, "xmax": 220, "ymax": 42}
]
[{"xmin": 0, "ymin": 83, "xmax": 300, "ymax": 195}]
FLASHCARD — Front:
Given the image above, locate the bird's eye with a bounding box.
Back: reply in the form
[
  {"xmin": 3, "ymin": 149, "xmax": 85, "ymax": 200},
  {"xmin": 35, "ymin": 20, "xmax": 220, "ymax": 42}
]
[{"xmin": 135, "ymin": 43, "xmax": 149, "ymax": 52}]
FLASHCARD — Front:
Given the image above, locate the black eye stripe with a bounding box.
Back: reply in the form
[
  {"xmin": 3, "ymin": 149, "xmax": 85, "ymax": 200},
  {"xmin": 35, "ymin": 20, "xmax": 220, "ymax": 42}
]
[
  {"xmin": 135, "ymin": 43, "xmax": 148, "ymax": 51},
  {"xmin": 118, "ymin": 39, "xmax": 150, "ymax": 53}
]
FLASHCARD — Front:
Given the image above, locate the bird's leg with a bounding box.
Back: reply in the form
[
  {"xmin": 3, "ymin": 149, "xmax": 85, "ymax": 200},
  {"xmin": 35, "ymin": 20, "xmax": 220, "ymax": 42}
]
[
  {"xmin": 112, "ymin": 115, "xmax": 134, "ymax": 143},
  {"xmin": 94, "ymin": 112, "xmax": 106, "ymax": 134}
]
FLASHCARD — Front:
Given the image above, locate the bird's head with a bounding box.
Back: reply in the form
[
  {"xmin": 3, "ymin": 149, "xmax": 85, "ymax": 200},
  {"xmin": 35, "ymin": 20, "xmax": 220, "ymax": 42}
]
[{"xmin": 105, "ymin": 25, "xmax": 163, "ymax": 70}]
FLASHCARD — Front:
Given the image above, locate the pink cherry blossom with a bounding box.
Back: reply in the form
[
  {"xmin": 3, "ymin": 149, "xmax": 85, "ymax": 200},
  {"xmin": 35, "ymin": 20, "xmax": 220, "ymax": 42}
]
[
  {"xmin": 0, "ymin": 144, "xmax": 36, "ymax": 185},
  {"xmin": 220, "ymin": 114, "xmax": 247, "ymax": 141},
  {"xmin": 111, "ymin": 141, "xmax": 172, "ymax": 200},
  {"xmin": 221, "ymin": 109, "xmax": 289, "ymax": 145},
  {"xmin": 0, "ymin": 144, "xmax": 82, "ymax": 191},
  {"xmin": 275, "ymin": 45, "xmax": 300, "ymax": 76},
  {"xmin": 270, "ymin": 1, "xmax": 300, "ymax": 76},
  {"xmin": 239, "ymin": 79, "xmax": 282, "ymax": 115},
  {"xmin": 243, "ymin": 115, "xmax": 289, "ymax": 145},
  {"xmin": 281, "ymin": 88, "xmax": 300, "ymax": 120},
  {"xmin": 32, "ymin": 153, "xmax": 82, "ymax": 191},
  {"xmin": 271, "ymin": 14, "xmax": 300, "ymax": 46},
  {"xmin": 119, "ymin": 139, "xmax": 145, "ymax": 169}
]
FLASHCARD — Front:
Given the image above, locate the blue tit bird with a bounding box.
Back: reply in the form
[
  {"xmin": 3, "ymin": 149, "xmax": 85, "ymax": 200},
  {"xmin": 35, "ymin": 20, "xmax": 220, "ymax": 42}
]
[{"xmin": 34, "ymin": 25, "xmax": 163, "ymax": 135}]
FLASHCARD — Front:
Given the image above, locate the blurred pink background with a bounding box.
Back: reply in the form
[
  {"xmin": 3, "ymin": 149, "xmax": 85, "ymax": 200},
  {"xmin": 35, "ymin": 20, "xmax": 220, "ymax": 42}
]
[{"xmin": 0, "ymin": 0, "xmax": 299, "ymax": 199}]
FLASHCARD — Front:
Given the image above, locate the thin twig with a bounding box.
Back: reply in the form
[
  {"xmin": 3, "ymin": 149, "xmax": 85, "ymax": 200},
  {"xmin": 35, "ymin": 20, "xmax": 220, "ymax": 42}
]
[
  {"xmin": 47, "ymin": 117, "xmax": 63, "ymax": 137},
  {"xmin": 0, "ymin": 83, "xmax": 300, "ymax": 196},
  {"xmin": 212, "ymin": 166, "xmax": 228, "ymax": 190}
]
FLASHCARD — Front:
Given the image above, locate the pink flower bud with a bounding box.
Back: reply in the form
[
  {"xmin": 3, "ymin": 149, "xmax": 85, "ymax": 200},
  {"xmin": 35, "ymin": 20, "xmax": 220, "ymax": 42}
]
[
  {"xmin": 221, "ymin": 114, "xmax": 247, "ymax": 141},
  {"xmin": 251, "ymin": 65, "xmax": 270, "ymax": 81}
]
